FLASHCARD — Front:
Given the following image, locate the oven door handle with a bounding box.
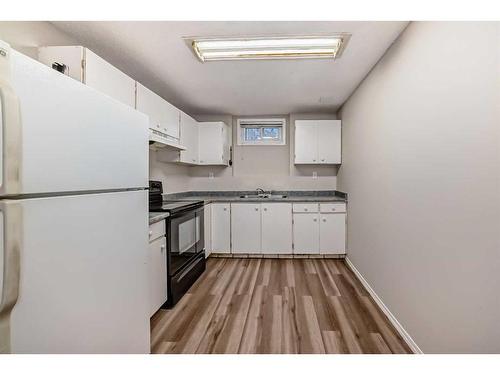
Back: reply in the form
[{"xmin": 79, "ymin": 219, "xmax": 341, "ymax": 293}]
[{"xmin": 176, "ymin": 256, "xmax": 204, "ymax": 282}]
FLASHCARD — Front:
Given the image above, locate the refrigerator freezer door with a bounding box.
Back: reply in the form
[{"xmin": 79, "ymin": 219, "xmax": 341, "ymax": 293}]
[
  {"xmin": 0, "ymin": 41, "xmax": 22, "ymax": 196},
  {"xmin": 0, "ymin": 42, "xmax": 149, "ymax": 196},
  {"xmin": 6, "ymin": 190, "xmax": 150, "ymax": 353}
]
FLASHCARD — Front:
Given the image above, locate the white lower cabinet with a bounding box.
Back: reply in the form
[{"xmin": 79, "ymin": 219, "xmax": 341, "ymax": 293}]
[
  {"xmin": 319, "ymin": 213, "xmax": 346, "ymax": 254},
  {"xmin": 231, "ymin": 203, "xmax": 262, "ymax": 254},
  {"xmin": 211, "ymin": 203, "xmax": 231, "ymax": 253},
  {"xmin": 293, "ymin": 213, "xmax": 320, "ymax": 254},
  {"xmin": 149, "ymin": 236, "xmax": 167, "ymax": 317},
  {"xmin": 204, "ymin": 203, "xmax": 212, "ymax": 257},
  {"xmin": 261, "ymin": 203, "xmax": 292, "ymax": 254},
  {"xmin": 205, "ymin": 201, "xmax": 346, "ymax": 256}
]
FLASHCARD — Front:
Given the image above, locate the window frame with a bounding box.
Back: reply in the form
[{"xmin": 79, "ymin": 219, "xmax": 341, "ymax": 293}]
[{"xmin": 237, "ymin": 118, "xmax": 287, "ymax": 146}]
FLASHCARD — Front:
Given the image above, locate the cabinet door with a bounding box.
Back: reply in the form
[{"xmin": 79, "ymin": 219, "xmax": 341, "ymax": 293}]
[
  {"xmin": 317, "ymin": 120, "xmax": 342, "ymax": 164},
  {"xmin": 38, "ymin": 46, "xmax": 85, "ymax": 82},
  {"xmin": 293, "ymin": 213, "xmax": 320, "ymax": 254},
  {"xmin": 261, "ymin": 203, "xmax": 292, "ymax": 254},
  {"xmin": 231, "ymin": 203, "xmax": 261, "ymax": 254},
  {"xmin": 198, "ymin": 122, "xmax": 222, "ymax": 165},
  {"xmin": 179, "ymin": 112, "xmax": 199, "ymax": 164},
  {"xmin": 204, "ymin": 204, "xmax": 212, "ymax": 258},
  {"xmin": 162, "ymin": 100, "xmax": 180, "ymax": 140},
  {"xmin": 295, "ymin": 120, "xmax": 318, "ymax": 164},
  {"xmin": 136, "ymin": 82, "xmax": 163, "ymax": 130},
  {"xmin": 222, "ymin": 123, "xmax": 231, "ymax": 165},
  {"xmin": 211, "ymin": 203, "xmax": 231, "ymax": 253},
  {"xmin": 320, "ymin": 213, "xmax": 346, "ymax": 254},
  {"xmin": 84, "ymin": 49, "xmax": 136, "ymax": 108},
  {"xmin": 149, "ymin": 236, "xmax": 167, "ymax": 316}
]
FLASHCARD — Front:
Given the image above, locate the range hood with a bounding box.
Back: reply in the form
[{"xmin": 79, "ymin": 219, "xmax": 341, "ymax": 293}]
[{"xmin": 149, "ymin": 128, "xmax": 186, "ymax": 151}]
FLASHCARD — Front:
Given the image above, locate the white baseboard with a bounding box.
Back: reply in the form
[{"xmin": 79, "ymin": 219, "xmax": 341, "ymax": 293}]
[{"xmin": 345, "ymin": 257, "xmax": 423, "ymax": 354}]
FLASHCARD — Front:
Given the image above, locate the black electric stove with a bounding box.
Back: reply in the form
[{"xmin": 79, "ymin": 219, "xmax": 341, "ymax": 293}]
[
  {"xmin": 149, "ymin": 181, "xmax": 204, "ymax": 214},
  {"xmin": 149, "ymin": 181, "xmax": 206, "ymax": 308},
  {"xmin": 155, "ymin": 200, "xmax": 205, "ymax": 214}
]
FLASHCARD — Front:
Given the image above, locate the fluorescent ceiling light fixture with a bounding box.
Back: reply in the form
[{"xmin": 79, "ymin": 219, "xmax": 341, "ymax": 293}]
[{"xmin": 190, "ymin": 35, "xmax": 349, "ymax": 62}]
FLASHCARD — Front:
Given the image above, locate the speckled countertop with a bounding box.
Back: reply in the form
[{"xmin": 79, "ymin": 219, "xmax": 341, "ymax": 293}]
[
  {"xmin": 162, "ymin": 190, "xmax": 347, "ymax": 205},
  {"xmin": 150, "ymin": 191, "xmax": 346, "ymax": 224},
  {"xmin": 149, "ymin": 212, "xmax": 170, "ymax": 225}
]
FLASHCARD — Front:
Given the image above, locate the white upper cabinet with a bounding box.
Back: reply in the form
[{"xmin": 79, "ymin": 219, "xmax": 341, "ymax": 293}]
[
  {"xmin": 231, "ymin": 203, "xmax": 261, "ymax": 254},
  {"xmin": 295, "ymin": 121, "xmax": 319, "ymax": 163},
  {"xmin": 163, "ymin": 101, "xmax": 181, "ymax": 140},
  {"xmin": 136, "ymin": 82, "xmax": 180, "ymax": 141},
  {"xmin": 38, "ymin": 46, "xmax": 136, "ymax": 108},
  {"xmin": 318, "ymin": 121, "xmax": 342, "ymax": 163},
  {"xmin": 294, "ymin": 120, "xmax": 341, "ymax": 164},
  {"xmin": 261, "ymin": 203, "xmax": 292, "ymax": 254},
  {"xmin": 179, "ymin": 111, "xmax": 199, "ymax": 164},
  {"xmin": 198, "ymin": 122, "xmax": 231, "ymax": 165}
]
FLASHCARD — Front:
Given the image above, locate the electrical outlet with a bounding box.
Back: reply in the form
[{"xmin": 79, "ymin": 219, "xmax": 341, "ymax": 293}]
[
  {"xmin": 209, "ymin": 172, "xmax": 214, "ymax": 179},
  {"xmin": 312, "ymin": 171, "xmax": 318, "ymax": 179}
]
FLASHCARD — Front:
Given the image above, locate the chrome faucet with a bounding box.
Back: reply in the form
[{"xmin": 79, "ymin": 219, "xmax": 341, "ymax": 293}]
[{"xmin": 256, "ymin": 188, "xmax": 266, "ymax": 195}]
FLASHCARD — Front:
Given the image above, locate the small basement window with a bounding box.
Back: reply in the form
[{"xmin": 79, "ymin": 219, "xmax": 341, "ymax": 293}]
[{"xmin": 237, "ymin": 118, "xmax": 286, "ymax": 146}]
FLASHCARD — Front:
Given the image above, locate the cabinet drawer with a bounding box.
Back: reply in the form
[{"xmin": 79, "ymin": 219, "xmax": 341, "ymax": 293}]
[
  {"xmin": 292, "ymin": 203, "xmax": 319, "ymax": 213},
  {"xmin": 320, "ymin": 203, "xmax": 346, "ymax": 213},
  {"xmin": 149, "ymin": 220, "xmax": 166, "ymax": 242}
]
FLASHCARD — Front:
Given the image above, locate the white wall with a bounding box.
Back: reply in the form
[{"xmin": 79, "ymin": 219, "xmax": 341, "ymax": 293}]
[
  {"xmin": 0, "ymin": 21, "xmax": 77, "ymax": 58},
  {"xmin": 338, "ymin": 22, "xmax": 500, "ymax": 353},
  {"xmin": 149, "ymin": 151, "xmax": 191, "ymax": 193}
]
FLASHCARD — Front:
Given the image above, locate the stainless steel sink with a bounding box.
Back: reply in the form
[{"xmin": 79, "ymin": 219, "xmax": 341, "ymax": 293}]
[{"xmin": 239, "ymin": 194, "xmax": 287, "ymax": 199}]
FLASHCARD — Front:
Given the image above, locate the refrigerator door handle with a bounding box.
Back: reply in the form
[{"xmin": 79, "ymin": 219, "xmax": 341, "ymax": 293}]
[
  {"xmin": 0, "ymin": 201, "xmax": 22, "ymax": 354},
  {"xmin": 0, "ymin": 40, "xmax": 22, "ymax": 196}
]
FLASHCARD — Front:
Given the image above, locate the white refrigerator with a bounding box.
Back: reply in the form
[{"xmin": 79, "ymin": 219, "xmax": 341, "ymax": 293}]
[{"xmin": 0, "ymin": 41, "xmax": 151, "ymax": 353}]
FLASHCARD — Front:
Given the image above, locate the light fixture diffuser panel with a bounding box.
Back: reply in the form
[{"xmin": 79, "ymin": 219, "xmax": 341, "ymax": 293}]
[{"xmin": 189, "ymin": 35, "xmax": 350, "ymax": 62}]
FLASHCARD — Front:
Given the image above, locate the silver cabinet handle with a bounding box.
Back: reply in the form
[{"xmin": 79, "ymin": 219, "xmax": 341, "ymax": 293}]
[
  {"xmin": 304, "ymin": 208, "xmax": 308, "ymax": 211},
  {"xmin": 331, "ymin": 208, "xmax": 336, "ymax": 211},
  {"xmin": 255, "ymin": 207, "xmax": 259, "ymax": 211},
  {"xmin": 160, "ymin": 245, "xmax": 165, "ymax": 252},
  {"xmin": 313, "ymin": 159, "xmax": 316, "ymax": 162},
  {"xmin": 313, "ymin": 218, "xmax": 317, "ymax": 222},
  {"xmin": 157, "ymin": 123, "xmax": 160, "ymax": 128},
  {"xmin": 321, "ymin": 159, "xmax": 325, "ymax": 162},
  {"xmin": 149, "ymin": 230, "xmax": 153, "ymax": 237},
  {"xmin": 223, "ymin": 207, "xmax": 227, "ymax": 211},
  {"xmin": 322, "ymin": 218, "xmax": 326, "ymax": 222}
]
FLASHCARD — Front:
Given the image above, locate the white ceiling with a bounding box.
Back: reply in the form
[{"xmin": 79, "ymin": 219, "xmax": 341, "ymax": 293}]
[{"xmin": 52, "ymin": 21, "xmax": 408, "ymax": 116}]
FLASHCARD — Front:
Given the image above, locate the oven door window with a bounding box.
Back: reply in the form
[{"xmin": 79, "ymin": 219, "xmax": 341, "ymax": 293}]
[
  {"xmin": 169, "ymin": 207, "xmax": 204, "ymax": 276},
  {"xmin": 178, "ymin": 218, "xmax": 197, "ymax": 254}
]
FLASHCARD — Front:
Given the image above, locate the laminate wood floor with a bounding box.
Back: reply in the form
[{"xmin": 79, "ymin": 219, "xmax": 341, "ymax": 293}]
[{"xmin": 150, "ymin": 258, "xmax": 412, "ymax": 354}]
